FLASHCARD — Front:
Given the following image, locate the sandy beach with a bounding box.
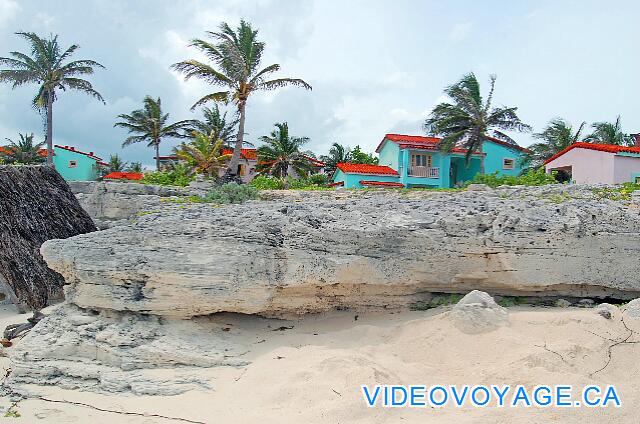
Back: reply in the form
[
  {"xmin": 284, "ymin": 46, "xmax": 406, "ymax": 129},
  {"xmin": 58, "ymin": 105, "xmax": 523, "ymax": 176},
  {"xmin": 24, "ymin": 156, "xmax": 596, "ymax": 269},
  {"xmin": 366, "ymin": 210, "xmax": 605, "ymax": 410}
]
[{"xmin": 0, "ymin": 304, "xmax": 637, "ymax": 423}]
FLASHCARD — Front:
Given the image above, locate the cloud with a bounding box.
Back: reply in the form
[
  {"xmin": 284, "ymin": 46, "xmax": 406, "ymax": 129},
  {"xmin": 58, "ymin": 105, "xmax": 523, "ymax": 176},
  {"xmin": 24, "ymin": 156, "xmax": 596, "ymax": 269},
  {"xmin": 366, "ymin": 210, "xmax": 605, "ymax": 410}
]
[
  {"xmin": 449, "ymin": 22, "xmax": 472, "ymax": 42},
  {"xmin": 0, "ymin": 0, "xmax": 20, "ymax": 27}
]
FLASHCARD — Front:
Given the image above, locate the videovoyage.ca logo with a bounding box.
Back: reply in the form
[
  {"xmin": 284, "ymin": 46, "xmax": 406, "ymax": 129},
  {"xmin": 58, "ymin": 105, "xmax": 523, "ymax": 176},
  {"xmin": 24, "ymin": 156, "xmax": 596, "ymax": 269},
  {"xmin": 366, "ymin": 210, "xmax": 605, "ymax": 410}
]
[{"xmin": 361, "ymin": 384, "xmax": 621, "ymax": 408}]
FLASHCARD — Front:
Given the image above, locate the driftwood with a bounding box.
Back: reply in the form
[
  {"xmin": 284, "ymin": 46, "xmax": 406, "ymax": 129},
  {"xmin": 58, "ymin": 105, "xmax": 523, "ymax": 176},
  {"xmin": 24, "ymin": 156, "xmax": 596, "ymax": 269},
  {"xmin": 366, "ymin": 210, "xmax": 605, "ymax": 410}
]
[{"xmin": 0, "ymin": 166, "xmax": 97, "ymax": 310}]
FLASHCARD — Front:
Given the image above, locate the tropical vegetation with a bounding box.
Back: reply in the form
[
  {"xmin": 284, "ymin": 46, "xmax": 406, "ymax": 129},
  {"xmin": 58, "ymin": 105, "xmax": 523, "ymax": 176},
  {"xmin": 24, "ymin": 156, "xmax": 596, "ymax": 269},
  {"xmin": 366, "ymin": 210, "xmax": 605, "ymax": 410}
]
[
  {"xmin": 585, "ymin": 115, "xmax": 634, "ymax": 146},
  {"xmin": 466, "ymin": 168, "xmax": 557, "ymax": 188},
  {"xmin": 127, "ymin": 162, "xmax": 143, "ymax": 173},
  {"xmin": 173, "ymin": 131, "xmax": 231, "ymax": 177},
  {"xmin": 203, "ymin": 183, "xmax": 258, "ymax": 204},
  {"xmin": 1, "ymin": 133, "xmax": 45, "ymax": 164},
  {"xmin": 171, "ymin": 20, "xmax": 311, "ymax": 181},
  {"xmin": 525, "ymin": 118, "xmax": 586, "ymax": 168},
  {"xmin": 256, "ymin": 122, "xmax": 314, "ymax": 179},
  {"xmin": 115, "ymin": 96, "xmax": 194, "ymax": 170},
  {"xmin": 0, "ymin": 32, "xmax": 105, "ymax": 166},
  {"xmin": 319, "ymin": 143, "xmax": 351, "ymax": 175},
  {"xmin": 141, "ymin": 163, "xmax": 194, "ymax": 187},
  {"xmin": 106, "ymin": 154, "xmax": 126, "ymax": 173},
  {"xmin": 189, "ymin": 104, "xmax": 239, "ymax": 149},
  {"xmin": 424, "ymin": 73, "xmax": 531, "ymax": 173}
]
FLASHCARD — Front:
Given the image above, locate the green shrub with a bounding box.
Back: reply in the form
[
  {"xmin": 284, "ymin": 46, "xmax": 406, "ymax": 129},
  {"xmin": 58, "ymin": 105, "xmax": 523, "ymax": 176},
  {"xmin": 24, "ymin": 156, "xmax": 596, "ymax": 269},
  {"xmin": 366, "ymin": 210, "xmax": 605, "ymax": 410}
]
[
  {"xmin": 142, "ymin": 164, "xmax": 194, "ymax": 187},
  {"xmin": 593, "ymin": 182, "xmax": 640, "ymax": 201},
  {"xmin": 250, "ymin": 174, "xmax": 329, "ymax": 190},
  {"xmin": 308, "ymin": 173, "xmax": 329, "ymax": 186},
  {"xmin": 250, "ymin": 175, "xmax": 285, "ymax": 190},
  {"xmin": 204, "ymin": 183, "xmax": 259, "ymax": 204},
  {"xmin": 466, "ymin": 168, "xmax": 557, "ymax": 188}
]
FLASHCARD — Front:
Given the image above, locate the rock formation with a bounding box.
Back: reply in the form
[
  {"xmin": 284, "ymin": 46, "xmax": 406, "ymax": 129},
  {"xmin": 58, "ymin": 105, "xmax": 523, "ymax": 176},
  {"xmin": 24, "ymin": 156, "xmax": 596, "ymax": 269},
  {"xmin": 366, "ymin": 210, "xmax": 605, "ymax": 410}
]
[
  {"xmin": 451, "ymin": 290, "xmax": 509, "ymax": 334},
  {"xmin": 0, "ymin": 166, "xmax": 96, "ymax": 310},
  {"xmin": 9, "ymin": 184, "xmax": 640, "ymax": 394}
]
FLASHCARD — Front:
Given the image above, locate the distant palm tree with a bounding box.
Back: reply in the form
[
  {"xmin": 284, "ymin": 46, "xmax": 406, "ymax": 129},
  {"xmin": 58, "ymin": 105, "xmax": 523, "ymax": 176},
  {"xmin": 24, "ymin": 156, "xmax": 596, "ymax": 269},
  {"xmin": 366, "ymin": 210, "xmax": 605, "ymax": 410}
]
[
  {"xmin": 0, "ymin": 32, "xmax": 105, "ymax": 167},
  {"xmin": 172, "ymin": 20, "xmax": 312, "ymax": 181},
  {"xmin": 525, "ymin": 118, "xmax": 585, "ymax": 169},
  {"xmin": 174, "ymin": 132, "xmax": 231, "ymax": 177},
  {"xmin": 107, "ymin": 154, "xmax": 127, "ymax": 172},
  {"xmin": 1, "ymin": 133, "xmax": 45, "ymax": 164},
  {"xmin": 114, "ymin": 96, "xmax": 194, "ymax": 170},
  {"xmin": 320, "ymin": 143, "xmax": 351, "ymax": 175},
  {"xmin": 256, "ymin": 122, "xmax": 312, "ymax": 179},
  {"xmin": 585, "ymin": 116, "xmax": 633, "ymax": 146},
  {"xmin": 127, "ymin": 162, "xmax": 143, "ymax": 173},
  {"xmin": 190, "ymin": 104, "xmax": 239, "ymax": 149},
  {"xmin": 424, "ymin": 73, "xmax": 531, "ymax": 173}
]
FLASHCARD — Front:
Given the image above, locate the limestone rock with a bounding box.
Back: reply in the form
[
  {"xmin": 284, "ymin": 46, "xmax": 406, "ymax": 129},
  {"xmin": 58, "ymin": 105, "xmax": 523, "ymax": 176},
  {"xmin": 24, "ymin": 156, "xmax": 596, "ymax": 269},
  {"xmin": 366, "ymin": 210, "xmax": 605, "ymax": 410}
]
[
  {"xmin": 625, "ymin": 299, "xmax": 640, "ymax": 318},
  {"xmin": 42, "ymin": 186, "xmax": 640, "ymax": 319},
  {"xmin": 555, "ymin": 299, "xmax": 571, "ymax": 308},
  {"xmin": 597, "ymin": 303, "xmax": 617, "ymax": 319},
  {"xmin": 451, "ymin": 290, "xmax": 509, "ymax": 334}
]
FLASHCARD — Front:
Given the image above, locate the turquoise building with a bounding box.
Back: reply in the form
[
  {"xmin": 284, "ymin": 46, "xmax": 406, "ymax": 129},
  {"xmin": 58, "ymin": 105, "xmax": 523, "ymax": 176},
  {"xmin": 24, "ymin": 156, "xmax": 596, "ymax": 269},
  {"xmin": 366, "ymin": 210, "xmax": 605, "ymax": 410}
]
[
  {"xmin": 331, "ymin": 134, "xmax": 531, "ymax": 189},
  {"xmin": 52, "ymin": 145, "xmax": 106, "ymax": 181}
]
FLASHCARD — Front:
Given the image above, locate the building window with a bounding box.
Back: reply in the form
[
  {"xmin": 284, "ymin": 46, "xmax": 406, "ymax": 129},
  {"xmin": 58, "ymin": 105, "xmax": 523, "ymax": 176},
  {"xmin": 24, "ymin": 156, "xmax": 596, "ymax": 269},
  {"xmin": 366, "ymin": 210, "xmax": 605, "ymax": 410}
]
[
  {"xmin": 635, "ymin": 176, "xmax": 640, "ymax": 184},
  {"xmin": 503, "ymin": 158, "xmax": 515, "ymax": 170},
  {"xmin": 68, "ymin": 160, "xmax": 78, "ymax": 168},
  {"xmin": 411, "ymin": 154, "xmax": 432, "ymax": 167}
]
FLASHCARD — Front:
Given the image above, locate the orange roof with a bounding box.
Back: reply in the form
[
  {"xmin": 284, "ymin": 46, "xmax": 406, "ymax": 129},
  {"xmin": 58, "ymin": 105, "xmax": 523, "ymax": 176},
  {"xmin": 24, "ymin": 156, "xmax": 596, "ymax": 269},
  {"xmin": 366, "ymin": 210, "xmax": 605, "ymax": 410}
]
[
  {"xmin": 359, "ymin": 180, "xmax": 404, "ymax": 187},
  {"xmin": 336, "ymin": 163, "xmax": 399, "ymax": 175},
  {"xmin": 103, "ymin": 172, "xmax": 143, "ymax": 180},
  {"xmin": 221, "ymin": 148, "xmax": 257, "ymax": 160},
  {"xmin": 376, "ymin": 133, "xmax": 530, "ymax": 155},
  {"xmin": 0, "ymin": 146, "xmax": 48, "ymax": 157},
  {"xmin": 544, "ymin": 142, "xmax": 640, "ymax": 165}
]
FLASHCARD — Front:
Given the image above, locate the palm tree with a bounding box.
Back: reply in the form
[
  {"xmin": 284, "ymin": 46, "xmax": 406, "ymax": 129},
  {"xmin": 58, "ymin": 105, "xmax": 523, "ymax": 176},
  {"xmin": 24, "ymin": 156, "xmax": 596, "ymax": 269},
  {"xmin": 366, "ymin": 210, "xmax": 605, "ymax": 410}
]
[
  {"xmin": 127, "ymin": 162, "xmax": 143, "ymax": 173},
  {"xmin": 0, "ymin": 32, "xmax": 105, "ymax": 167},
  {"xmin": 107, "ymin": 154, "xmax": 127, "ymax": 172},
  {"xmin": 174, "ymin": 132, "xmax": 231, "ymax": 177},
  {"xmin": 585, "ymin": 116, "xmax": 633, "ymax": 146},
  {"xmin": 114, "ymin": 96, "xmax": 194, "ymax": 170},
  {"xmin": 190, "ymin": 104, "xmax": 239, "ymax": 149},
  {"xmin": 256, "ymin": 122, "xmax": 312, "ymax": 179},
  {"xmin": 424, "ymin": 73, "xmax": 531, "ymax": 173},
  {"xmin": 1, "ymin": 133, "xmax": 45, "ymax": 164},
  {"xmin": 171, "ymin": 20, "xmax": 312, "ymax": 182},
  {"xmin": 525, "ymin": 118, "xmax": 585, "ymax": 169},
  {"xmin": 320, "ymin": 143, "xmax": 351, "ymax": 175}
]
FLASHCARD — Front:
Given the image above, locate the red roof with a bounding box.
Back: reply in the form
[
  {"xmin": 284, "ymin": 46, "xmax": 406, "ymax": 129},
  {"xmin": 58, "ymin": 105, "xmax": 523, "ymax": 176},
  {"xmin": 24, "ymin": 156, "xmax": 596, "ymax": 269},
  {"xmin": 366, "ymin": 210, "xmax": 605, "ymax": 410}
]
[
  {"xmin": 103, "ymin": 172, "xmax": 143, "ymax": 180},
  {"xmin": 303, "ymin": 155, "xmax": 325, "ymax": 167},
  {"xmin": 543, "ymin": 142, "xmax": 640, "ymax": 165},
  {"xmin": 54, "ymin": 145, "xmax": 103, "ymax": 162},
  {"xmin": 336, "ymin": 163, "xmax": 399, "ymax": 175},
  {"xmin": 221, "ymin": 148, "xmax": 257, "ymax": 160},
  {"xmin": 376, "ymin": 133, "xmax": 530, "ymax": 155},
  {"xmin": 0, "ymin": 146, "xmax": 48, "ymax": 157},
  {"xmin": 359, "ymin": 180, "xmax": 404, "ymax": 187}
]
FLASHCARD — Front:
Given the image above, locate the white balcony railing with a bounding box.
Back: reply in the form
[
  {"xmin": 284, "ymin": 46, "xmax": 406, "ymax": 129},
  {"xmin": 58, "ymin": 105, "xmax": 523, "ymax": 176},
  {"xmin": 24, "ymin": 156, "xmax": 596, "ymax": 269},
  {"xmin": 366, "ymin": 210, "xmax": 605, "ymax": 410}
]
[{"xmin": 409, "ymin": 166, "xmax": 439, "ymax": 178}]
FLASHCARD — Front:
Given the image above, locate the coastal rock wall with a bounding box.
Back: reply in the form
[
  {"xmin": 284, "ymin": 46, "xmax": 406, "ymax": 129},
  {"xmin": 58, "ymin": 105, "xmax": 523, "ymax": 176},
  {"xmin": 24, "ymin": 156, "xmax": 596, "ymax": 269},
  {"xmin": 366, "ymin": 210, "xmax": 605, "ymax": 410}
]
[{"xmin": 43, "ymin": 186, "xmax": 640, "ymax": 319}]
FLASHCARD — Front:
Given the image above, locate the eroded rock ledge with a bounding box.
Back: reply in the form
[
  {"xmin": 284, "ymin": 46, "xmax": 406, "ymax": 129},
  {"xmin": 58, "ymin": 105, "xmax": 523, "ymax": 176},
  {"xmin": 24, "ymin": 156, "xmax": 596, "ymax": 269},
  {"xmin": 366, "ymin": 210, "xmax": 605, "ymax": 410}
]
[{"xmin": 9, "ymin": 185, "xmax": 640, "ymax": 394}]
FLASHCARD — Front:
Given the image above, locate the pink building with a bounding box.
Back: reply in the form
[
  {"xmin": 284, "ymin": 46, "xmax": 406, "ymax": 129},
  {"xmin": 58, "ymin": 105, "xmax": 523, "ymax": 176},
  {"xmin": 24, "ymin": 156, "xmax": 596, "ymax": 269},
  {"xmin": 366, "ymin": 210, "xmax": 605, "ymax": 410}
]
[{"xmin": 544, "ymin": 142, "xmax": 640, "ymax": 184}]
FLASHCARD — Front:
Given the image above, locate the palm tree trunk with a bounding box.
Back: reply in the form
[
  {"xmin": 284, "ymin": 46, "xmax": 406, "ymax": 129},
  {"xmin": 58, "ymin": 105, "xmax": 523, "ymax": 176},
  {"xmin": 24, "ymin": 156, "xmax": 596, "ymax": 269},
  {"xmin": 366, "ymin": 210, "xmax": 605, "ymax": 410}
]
[
  {"xmin": 479, "ymin": 143, "xmax": 485, "ymax": 174},
  {"xmin": 155, "ymin": 143, "xmax": 160, "ymax": 171},
  {"xmin": 227, "ymin": 102, "xmax": 246, "ymax": 176},
  {"xmin": 46, "ymin": 94, "xmax": 54, "ymax": 168}
]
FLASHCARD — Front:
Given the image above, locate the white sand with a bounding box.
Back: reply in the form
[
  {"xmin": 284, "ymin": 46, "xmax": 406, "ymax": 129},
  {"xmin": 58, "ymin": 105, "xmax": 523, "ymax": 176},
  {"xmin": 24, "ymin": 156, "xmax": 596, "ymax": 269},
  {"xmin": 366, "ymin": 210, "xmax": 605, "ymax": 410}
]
[{"xmin": 0, "ymin": 304, "xmax": 638, "ymax": 423}]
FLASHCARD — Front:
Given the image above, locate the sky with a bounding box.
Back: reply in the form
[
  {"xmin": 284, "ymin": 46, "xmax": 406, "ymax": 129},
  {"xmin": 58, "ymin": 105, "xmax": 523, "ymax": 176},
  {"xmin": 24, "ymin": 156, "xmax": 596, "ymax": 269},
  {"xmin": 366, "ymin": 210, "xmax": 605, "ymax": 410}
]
[{"xmin": 0, "ymin": 0, "xmax": 638, "ymax": 168}]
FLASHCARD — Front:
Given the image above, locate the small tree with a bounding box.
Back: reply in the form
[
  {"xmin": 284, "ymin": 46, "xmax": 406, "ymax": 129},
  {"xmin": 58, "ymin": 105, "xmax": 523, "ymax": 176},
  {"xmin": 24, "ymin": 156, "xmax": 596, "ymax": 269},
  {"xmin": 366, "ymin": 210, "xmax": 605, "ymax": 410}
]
[
  {"xmin": 256, "ymin": 122, "xmax": 313, "ymax": 179},
  {"xmin": 424, "ymin": 73, "xmax": 530, "ymax": 173},
  {"xmin": 115, "ymin": 96, "xmax": 194, "ymax": 170},
  {"xmin": 174, "ymin": 132, "xmax": 231, "ymax": 177}
]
